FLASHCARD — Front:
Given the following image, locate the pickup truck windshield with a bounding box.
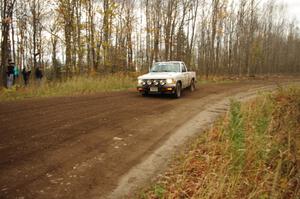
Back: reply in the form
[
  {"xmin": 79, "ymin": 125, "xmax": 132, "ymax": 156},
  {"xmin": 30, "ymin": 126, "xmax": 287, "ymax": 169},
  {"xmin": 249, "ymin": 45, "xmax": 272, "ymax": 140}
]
[{"xmin": 150, "ymin": 63, "xmax": 180, "ymax": 72}]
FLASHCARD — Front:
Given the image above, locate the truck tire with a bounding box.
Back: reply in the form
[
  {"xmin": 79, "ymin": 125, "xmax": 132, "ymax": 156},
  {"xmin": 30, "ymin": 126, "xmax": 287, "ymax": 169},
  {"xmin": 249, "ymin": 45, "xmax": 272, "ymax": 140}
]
[
  {"xmin": 174, "ymin": 82, "xmax": 182, "ymax": 98},
  {"xmin": 190, "ymin": 79, "xmax": 195, "ymax": 92},
  {"xmin": 142, "ymin": 92, "xmax": 148, "ymax": 97}
]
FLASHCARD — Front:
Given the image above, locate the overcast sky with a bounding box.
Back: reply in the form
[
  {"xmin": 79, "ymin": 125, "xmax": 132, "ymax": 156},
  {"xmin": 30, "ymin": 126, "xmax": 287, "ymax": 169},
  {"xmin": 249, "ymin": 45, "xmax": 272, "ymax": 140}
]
[{"xmin": 284, "ymin": 0, "xmax": 300, "ymax": 22}]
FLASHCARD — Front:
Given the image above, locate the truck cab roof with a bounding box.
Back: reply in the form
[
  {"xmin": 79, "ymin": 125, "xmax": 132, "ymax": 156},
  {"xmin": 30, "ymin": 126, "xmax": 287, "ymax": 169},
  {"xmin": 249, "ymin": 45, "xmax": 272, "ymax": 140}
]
[{"xmin": 155, "ymin": 61, "xmax": 184, "ymax": 64}]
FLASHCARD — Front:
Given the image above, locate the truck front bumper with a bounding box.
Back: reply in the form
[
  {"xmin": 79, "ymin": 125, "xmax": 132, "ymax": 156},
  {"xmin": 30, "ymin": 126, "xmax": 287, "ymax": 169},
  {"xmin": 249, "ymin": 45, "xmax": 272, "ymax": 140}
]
[{"xmin": 137, "ymin": 84, "xmax": 176, "ymax": 94}]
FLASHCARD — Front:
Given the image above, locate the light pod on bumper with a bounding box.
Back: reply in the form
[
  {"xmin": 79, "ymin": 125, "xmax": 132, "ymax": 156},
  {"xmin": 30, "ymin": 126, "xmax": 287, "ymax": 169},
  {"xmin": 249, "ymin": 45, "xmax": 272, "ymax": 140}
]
[{"xmin": 160, "ymin": 80, "xmax": 166, "ymax": 85}]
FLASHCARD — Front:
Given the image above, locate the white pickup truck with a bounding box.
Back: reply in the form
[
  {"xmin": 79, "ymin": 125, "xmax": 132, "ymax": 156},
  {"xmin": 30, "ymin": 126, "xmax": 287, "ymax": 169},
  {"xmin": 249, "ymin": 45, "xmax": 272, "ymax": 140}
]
[{"xmin": 137, "ymin": 61, "xmax": 196, "ymax": 98}]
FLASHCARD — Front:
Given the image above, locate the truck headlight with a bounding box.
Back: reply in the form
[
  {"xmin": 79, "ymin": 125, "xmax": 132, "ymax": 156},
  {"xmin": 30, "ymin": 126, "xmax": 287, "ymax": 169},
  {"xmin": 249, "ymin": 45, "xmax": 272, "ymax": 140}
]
[{"xmin": 166, "ymin": 79, "xmax": 174, "ymax": 84}]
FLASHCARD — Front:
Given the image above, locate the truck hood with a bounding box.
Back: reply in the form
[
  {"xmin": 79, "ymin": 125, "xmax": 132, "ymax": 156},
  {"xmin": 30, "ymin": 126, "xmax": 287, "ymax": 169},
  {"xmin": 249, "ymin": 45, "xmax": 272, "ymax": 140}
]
[{"xmin": 138, "ymin": 72, "xmax": 179, "ymax": 80}]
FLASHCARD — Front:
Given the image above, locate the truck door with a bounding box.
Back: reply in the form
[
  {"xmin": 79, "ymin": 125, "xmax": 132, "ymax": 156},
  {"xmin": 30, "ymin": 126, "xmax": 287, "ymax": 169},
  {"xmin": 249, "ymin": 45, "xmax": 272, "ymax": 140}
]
[{"xmin": 181, "ymin": 63, "xmax": 189, "ymax": 88}]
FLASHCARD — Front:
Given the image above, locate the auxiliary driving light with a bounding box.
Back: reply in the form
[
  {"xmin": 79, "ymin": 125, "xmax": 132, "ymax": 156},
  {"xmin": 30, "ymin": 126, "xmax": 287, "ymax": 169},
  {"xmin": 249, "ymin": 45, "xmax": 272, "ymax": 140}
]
[
  {"xmin": 147, "ymin": 80, "xmax": 152, "ymax": 85},
  {"xmin": 160, "ymin": 80, "xmax": 166, "ymax": 85},
  {"xmin": 153, "ymin": 80, "xmax": 159, "ymax": 86}
]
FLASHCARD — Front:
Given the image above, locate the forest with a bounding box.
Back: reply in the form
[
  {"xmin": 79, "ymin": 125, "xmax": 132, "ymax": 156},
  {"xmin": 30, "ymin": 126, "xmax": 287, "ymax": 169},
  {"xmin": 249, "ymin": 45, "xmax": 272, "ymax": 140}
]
[{"xmin": 1, "ymin": 0, "xmax": 300, "ymax": 87}]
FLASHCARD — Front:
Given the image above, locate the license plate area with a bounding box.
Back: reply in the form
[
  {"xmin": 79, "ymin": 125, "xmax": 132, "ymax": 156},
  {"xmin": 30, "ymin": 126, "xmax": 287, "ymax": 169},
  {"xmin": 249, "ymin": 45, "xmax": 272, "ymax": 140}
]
[{"xmin": 150, "ymin": 87, "xmax": 158, "ymax": 92}]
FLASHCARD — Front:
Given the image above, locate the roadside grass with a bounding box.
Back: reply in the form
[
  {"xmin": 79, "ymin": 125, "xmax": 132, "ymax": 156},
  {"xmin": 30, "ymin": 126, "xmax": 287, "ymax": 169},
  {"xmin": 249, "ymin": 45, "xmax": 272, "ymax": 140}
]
[
  {"xmin": 197, "ymin": 75, "xmax": 237, "ymax": 84},
  {"xmin": 0, "ymin": 73, "xmax": 242, "ymax": 102},
  {"xmin": 0, "ymin": 73, "xmax": 283, "ymax": 102},
  {"xmin": 0, "ymin": 74, "xmax": 137, "ymax": 101},
  {"xmin": 140, "ymin": 87, "xmax": 300, "ymax": 198},
  {"xmin": 197, "ymin": 75, "xmax": 264, "ymax": 84}
]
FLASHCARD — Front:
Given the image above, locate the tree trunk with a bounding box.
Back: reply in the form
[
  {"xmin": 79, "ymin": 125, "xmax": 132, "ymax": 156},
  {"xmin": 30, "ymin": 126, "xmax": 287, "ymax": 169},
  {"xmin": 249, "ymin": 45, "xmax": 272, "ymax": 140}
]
[{"xmin": 1, "ymin": 0, "xmax": 14, "ymax": 87}]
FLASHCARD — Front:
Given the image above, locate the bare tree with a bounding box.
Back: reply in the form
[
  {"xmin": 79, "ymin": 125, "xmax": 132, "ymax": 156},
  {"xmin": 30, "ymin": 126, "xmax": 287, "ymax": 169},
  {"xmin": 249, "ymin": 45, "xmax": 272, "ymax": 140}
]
[{"xmin": 1, "ymin": 0, "xmax": 15, "ymax": 86}]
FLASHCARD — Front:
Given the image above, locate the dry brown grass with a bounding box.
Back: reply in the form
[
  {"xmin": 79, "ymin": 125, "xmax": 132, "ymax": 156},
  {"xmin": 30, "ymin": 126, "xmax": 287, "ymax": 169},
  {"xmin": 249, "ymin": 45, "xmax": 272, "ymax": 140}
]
[
  {"xmin": 0, "ymin": 73, "xmax": 137, "ymax": 101},
  {"xmin": 140, "ymin": 87, "xmax": 300, "ymax": 199}
]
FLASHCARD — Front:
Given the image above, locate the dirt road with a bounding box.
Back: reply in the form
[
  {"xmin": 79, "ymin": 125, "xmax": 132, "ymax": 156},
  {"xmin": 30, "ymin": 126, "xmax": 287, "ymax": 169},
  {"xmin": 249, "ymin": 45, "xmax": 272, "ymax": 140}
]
[{"xmin": 0, "ymin": 79, "xmax": 297, "ymax": 199}]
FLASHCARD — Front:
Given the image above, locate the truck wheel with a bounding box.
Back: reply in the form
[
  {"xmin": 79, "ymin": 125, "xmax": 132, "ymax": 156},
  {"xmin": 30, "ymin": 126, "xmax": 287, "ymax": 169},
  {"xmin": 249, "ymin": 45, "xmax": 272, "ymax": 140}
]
[
  {"xmin": 142, "ymin": 92, "xmax": 148, "ymax": 97},
  {"xmin": 174, "ymin": 82, "xmax": 182, "ymax": 98},
  {"xmin": 190, "ymin": 79, "xmax": 195, "ymax": 92}
]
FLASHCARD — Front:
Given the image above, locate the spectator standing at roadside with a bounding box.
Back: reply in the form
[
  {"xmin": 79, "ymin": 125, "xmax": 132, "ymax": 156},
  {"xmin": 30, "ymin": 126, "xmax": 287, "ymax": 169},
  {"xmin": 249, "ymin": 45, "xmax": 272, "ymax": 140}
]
[
  {"xmin": 35, "ymin": 67, "xmax": 43, "ymax": 84},
  {"xmin": 13, "ymin": 64, "xmax": 19, "ymax": 84},
  {"xmin": 22, "ymin": 67, "xmax": 31, "ymax": 86},
  {"xmin": 6, "ymin": 64, "xmax": 14, "ymax": 88}
]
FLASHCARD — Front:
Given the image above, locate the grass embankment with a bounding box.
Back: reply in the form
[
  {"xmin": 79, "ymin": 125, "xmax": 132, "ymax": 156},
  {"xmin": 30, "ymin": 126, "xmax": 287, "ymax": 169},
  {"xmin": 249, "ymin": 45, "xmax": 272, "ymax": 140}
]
[
  {"xmin": 0, "ymin": 74, "xmax": 137, "ymax": 101},
  {"xmin": 0, "ymin": 73, "xmax": 240, "ymax": 102},
  {"xmin": 141, "ymin": 88, "xmax": 300, "ymax": 199}
]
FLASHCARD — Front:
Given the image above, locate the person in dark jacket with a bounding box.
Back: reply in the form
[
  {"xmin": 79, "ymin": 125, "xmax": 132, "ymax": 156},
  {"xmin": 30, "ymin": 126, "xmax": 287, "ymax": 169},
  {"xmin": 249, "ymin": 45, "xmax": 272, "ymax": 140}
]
[
  {"xmin": 22, "ymin": 67, "xmax": 31, "ymax": 86},
  {"xmin": 6, "ymin": 64, "xmax": 14, "ymax": 88},
  {"xmin": 35, "ymin": 67, "xmax": 43, "ymax": 80}
]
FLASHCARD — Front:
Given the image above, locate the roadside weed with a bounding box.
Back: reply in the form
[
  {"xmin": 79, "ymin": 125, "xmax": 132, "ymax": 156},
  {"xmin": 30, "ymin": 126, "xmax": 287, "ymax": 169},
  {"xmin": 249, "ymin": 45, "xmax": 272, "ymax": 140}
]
[
  {"xmin": 153, "ymin": 184, "xmax": 166, "ymax": 199},
  {"xmin": 0, "ymin": 74, "xmax": 136, "ymax": 101},
  {"xmin": 140, "ymin": 87, "xmax": 300, "ymax": 199},
  {"xmin": 228, "ymin": 100, "xmax": 245, "ymax": 172}
]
